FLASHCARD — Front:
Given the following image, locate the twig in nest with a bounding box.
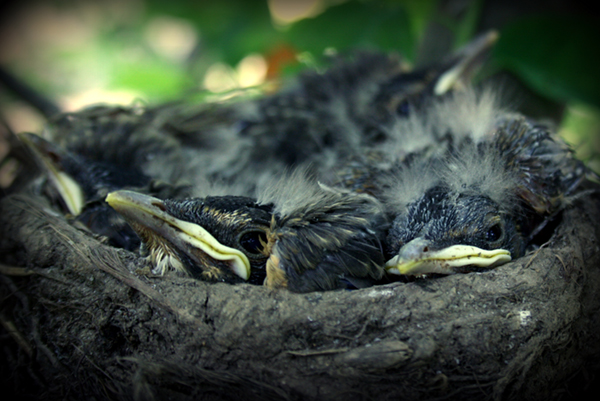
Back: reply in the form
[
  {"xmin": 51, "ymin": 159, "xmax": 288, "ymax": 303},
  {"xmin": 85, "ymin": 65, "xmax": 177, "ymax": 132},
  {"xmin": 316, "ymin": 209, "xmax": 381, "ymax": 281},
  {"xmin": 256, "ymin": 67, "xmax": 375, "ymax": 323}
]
[
  {"xmin": 555, "ymin": 254, "xmax": 567, "ymax": 271},
  {"xmin": 285, "ymin": 347, "xmax": 350, "ymax": 356},
  {"xmin": 524, "ymin": 242, "xmax": 550, "ymax": 269},
  {"xmin": 0, "ymin": 314, "xmax": 33, "ymax": 356},
  {"xmin": 0, "ymin": 263, "xmax": 36, "ymax": 276}
]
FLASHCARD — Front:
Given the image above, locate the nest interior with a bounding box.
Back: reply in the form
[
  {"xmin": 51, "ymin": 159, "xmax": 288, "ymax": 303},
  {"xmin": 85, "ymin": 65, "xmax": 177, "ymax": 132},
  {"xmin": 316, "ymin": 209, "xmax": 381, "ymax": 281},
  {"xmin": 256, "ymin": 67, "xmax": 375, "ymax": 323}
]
[{"xmin": 1, "ymin": 187, "xmax": 600, "ymax": 401}]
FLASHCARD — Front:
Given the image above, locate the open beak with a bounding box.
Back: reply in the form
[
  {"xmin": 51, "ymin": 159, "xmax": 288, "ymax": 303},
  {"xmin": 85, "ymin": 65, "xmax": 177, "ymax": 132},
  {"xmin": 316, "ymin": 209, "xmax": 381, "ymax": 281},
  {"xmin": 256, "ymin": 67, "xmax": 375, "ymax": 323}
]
[
  {"xmin": 18, "ymin": 132, "xmax": 84, "ymax": 216},
  {"xmin": 106, "ymin": 190, "xmax": 251, "ymax": 280},
  {"xmin": 385, "ymin": 238, "xmax": 511, "ymax": 276}
]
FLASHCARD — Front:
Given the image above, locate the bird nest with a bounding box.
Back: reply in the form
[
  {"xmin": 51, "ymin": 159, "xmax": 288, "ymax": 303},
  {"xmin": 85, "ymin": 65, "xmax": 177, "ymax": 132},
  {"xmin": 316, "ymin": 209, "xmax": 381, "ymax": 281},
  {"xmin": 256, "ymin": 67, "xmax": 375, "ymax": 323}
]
[{"xmin": 1, "ymin": 186, "xmax": 600, "ymax": 401}]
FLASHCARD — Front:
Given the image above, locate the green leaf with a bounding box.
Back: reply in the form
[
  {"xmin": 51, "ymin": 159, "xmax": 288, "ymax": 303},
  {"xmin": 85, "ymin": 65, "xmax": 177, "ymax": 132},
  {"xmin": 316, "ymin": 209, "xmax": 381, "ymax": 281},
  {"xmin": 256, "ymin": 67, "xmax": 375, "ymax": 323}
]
[
  {"xmin": 559, "ymin": 103, "xmax": 600, "ymax": 173},
  {"xmin": 109, "ymin": 60, "xmax": 191, "ymax": 101},
  {"xmin": 453, "ymin": 0, "xmax": 483, "ymax": 48},
  {"xmin": 398, "ymin": 0, "xmax": 439, "ymax": 43},
  {"xmin": 493, "ymin": 15, "xmax": 600, "ymax": 108},
  {"xmin": 145, "ymin": 0, "xmax": 282, "ymax": 66},
  {"xmin": 285, "ymin": 1, "xmax": 415, "ymax": 61}
]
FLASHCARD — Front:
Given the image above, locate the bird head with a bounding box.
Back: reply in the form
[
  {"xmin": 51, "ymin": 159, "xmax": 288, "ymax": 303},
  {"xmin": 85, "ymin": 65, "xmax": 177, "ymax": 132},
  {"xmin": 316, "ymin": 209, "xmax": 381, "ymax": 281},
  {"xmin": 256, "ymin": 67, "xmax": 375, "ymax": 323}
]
[
  {"xmin": 385, "ymin": 184, "xmax": 520, "ymax": 276},
  {"xmin": 106, "ymin": 190, "xmax": 272, "ymax": 283},
  {"xmin": 17, "ymin": 132, "xmax": 161, "ymax": 250},
  {"xmin": 382, "ymin": 88, "xmax": 590, "ymax": 277},
  {"xmin": 383, "ymin": 138, "xmax": 522, "ymax": 276},
  {"xmin": 372, "ymin": 30, "xmax": 499, "ymax": 122}
]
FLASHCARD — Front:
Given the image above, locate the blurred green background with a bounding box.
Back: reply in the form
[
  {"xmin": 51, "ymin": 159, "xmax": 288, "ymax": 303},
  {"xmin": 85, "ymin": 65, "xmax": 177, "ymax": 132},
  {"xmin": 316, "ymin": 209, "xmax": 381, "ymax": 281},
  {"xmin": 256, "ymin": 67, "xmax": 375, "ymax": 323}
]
[{"xmin": 0, "ymin": 0, "xmax": 599, "ymax": 177}]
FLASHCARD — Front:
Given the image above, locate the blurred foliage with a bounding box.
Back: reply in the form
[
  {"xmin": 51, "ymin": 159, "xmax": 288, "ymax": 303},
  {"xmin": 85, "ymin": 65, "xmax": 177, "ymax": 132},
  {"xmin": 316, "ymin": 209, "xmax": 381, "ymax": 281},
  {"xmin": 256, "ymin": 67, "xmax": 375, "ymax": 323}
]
[
  {"xmin": 0, "ymin": 0, "xmax": 598, "ymax": 169},
  {"xmin": 284, "ymin": 2, "xmax": 415, "ymax": 60},
  {"xmin": 143, "ymin": 0, "xmax": 279, "ymax": 68},
  {"xmin": 1, "ymin": 0, "xmax": 598, "ymax": 104},
  {"xmin": 493, "ymin": 14, "xmax": 600, "ymax": 109}
]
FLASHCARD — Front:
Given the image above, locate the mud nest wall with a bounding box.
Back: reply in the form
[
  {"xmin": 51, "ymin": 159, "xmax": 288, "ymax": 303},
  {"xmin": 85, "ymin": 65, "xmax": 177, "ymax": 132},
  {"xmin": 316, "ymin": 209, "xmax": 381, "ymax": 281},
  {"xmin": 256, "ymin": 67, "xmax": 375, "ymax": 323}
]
[{"xmin": 1, "ymin": 190, "xmax": 600, "ymax": 401}]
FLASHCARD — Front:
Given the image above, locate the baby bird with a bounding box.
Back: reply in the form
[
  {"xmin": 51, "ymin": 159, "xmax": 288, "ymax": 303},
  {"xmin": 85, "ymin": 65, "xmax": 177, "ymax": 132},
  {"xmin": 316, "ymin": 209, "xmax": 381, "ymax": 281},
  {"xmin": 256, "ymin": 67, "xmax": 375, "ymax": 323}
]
[
  {"xmin": 178, "ymin": 30, "xmax": 499, "ymax": 186},
  {"xmin": 106, "ymin": 170, "xmax": 388, "ymax": 292},
  {"xmin": 380, "ymin": 88, "xmax": 591, "ymax": 276},
  {"xmin": 17, "ymin": 106, "xmax": 190, "ymax": 250}
]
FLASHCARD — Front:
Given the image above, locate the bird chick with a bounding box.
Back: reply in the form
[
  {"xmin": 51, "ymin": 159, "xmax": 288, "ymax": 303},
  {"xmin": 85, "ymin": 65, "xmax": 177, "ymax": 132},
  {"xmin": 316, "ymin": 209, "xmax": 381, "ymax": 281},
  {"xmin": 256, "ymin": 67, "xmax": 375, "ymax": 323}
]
[
  {"xmin": 371, "ymin": 30, "xmax": 499, "ymax": 125},
  {"xmin": 381, "ymin": 88, "xmax": 590, "ymax": 276},
  {"xmin": 17, "ymin": 107, "xmax": 191, "ymax": 250},
  {"xmin": 107, "ymin": 171, "xmax": 388, "ymax": 292},
  {"xmin": 17, "ymin": 132, "xmax": 155, "ymax": 250},
  {"xmin": 204, "ymin": 30, "xmax": 499, "ymax": 186},
  {"xmin": 258, "ymin": 170, "xmax": 388, "ymax": 292},
  {"xmin": 106, "ymin": 190, "xmax": 272, "ymax": 284}
]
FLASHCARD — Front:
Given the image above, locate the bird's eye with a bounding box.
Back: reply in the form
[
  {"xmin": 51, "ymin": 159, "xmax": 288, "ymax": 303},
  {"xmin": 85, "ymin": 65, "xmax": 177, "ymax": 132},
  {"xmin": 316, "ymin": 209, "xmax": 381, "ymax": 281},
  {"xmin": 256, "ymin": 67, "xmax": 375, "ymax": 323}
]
[
  {"xmin": 396, "ymin": 100, "xmax": 410, "ymax": 117},
  {"xmin": 486, "ymin": 223, "xmax": 503, "ymax": 243},
  {"xmin": 239, "ymin": 231, "xmax": 267, "ymax": 255},
  {"xmin": 46, "ymin": 150, "xmax": 63, "ymax": 165},
  {"xmin": 236, "ymin": 120, "xmax": 255, "ymax": 136}
]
